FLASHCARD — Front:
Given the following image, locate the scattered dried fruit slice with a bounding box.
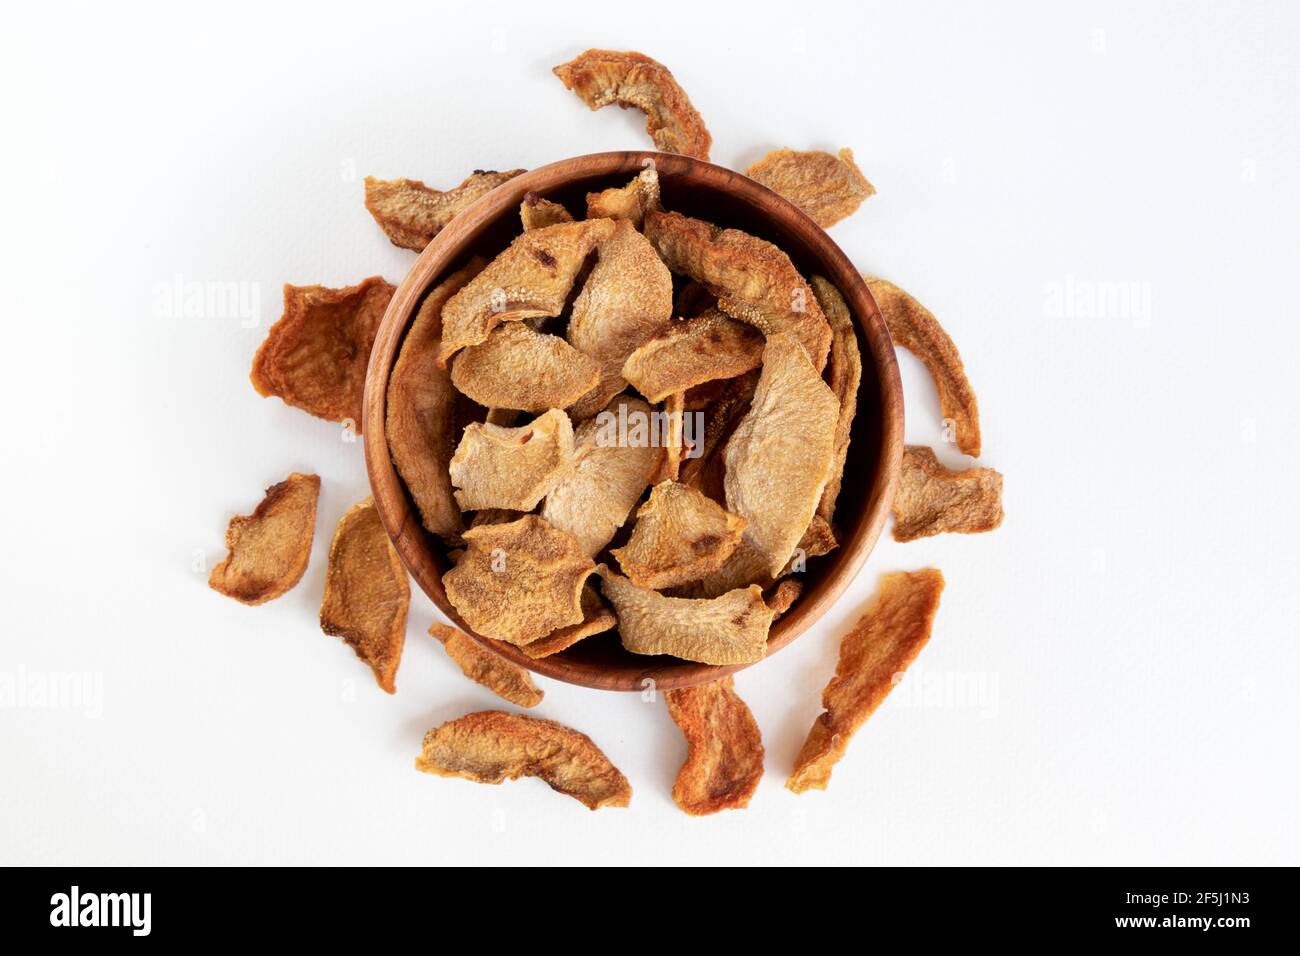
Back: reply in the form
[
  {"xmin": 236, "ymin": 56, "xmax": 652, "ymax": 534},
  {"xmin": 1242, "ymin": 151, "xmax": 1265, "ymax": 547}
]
[
  {"xmin": 665, "ymin": 676, "xmax": 763, "ymax": 815},
  {"xmin": 811, "ymin": 277, "xmax": 861, "ymax": 524},
  {"xmin": 429, "ymin": 621, "xmax": 543, "ymax": 707},
  {"xmin": 443, "ymin": 515, "xmax": 594, "ymax": 646},
  {"xmin": 438, "ymin": 218, "xmax": 616, "ymax": 365},
  {"xmin": 597, "ymin": 567, "xmax": 773, "ymax": 665},
  {"xmin": 387, "ymin": 259, "xmax": 486, "ymax": 540},
  {"xmin": 645, "ymin": 210, "xmax": 831, "ymax": 370},
  {"xmin": 540, "ymin": 395, "xmax": 662, "ymax": 556},
  {"xmin": 621, "ymin": 308, "xmax": 765, "ymax": 403},
  {"xmin": 553, "ymin": 49, "xmax": 712, "ymax": 159},
  {"xmin": 449, "ymin": 409, "xmax": 575, "ymax": 512},
  {"xmin": 251, "ymin": 277, "xmax": 395, "ymax": 428},
  {"xmin": 611, "ymin": 480, "xmax": 745, "ymax": 589},
  {"xmin": 451, "ymin": 323, "xmax": 601, "ymax": 411},
  {"xmin": 319, "ymin": 498, "xmax": 411, "ymax": 694},
  {"xmin": 764, "ymin": 579, "xmax": 803, "ymax": 619},
  {"xmin": 745, "ymin": 148, "xmax": 875, "ymax": 228},
  {"xmin": 520, "ymin": 191, "xmax": 574, "ymax": 231},
  {"xmin": 787, "ymin": 569, "xmax": 944, "ymax": 793},
  {"xmin": 416, "ymin": 711, "xmax": 631, "ymax": 809},
  {"xmin": 585, "ymin": 169, "xmax": 662, "ymax": 226},
  {"xmin": 209, "ymin": 473, "xmax": 320, "ymax": 605},
  {"xmin": 520, "ymin": 585, "xmax": 616, "ymax": 659},
  {"xmin": 365, "ymin": 169, "xmax": 524, "ymax": 250},
  {"xmin": 865, "ymin": 275, "xmax": 981, "ymax": 456},
  {"xmin": 893, "ymin": 446, "xmax": 1004, "ymax": 542}
]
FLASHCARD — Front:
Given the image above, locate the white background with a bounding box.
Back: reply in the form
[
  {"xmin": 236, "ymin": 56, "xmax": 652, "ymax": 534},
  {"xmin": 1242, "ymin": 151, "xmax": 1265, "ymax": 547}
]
[{"xmin": 2, "ymin": 0, "xmax": 1297, "ymax": 866}]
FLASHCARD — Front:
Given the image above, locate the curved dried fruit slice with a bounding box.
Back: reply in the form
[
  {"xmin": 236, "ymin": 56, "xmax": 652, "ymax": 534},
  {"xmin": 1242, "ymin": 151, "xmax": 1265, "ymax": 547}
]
[
  {"xmin": 652, "ymin": 391, "xmax": 687, "ymax": 484},
  {"xmin": 209, "ymin": 473, "xmax": 320, "ymax": 605},
  {"xmin": 553, "ymin": 49, "xmax": 711, "ymax": 159},
  {"xmin": 783, "ymin": 514, "xmax": 838, "ymax": 575},
  {"xmin": 893, "ymin": 446, "xmax": 1003, "ymax": 542},
  {"xmin": 443, "ymin": 515, "xmax": 594, "ymax": 645},
  {"xmin": 865, "ymin": 275, "xmax": 981, "ymax": 457},
  {"xmin": 365, "ymin": 169, "xmax": 524, "ymax": 250},
  {"xmin": 416, "ymin": 711, "xmax": 631, "ymax": 810},
  {"xmin": 645, "ymin": 210, "xmax": 831, "ymax": 370},
  {"xmin": 319, "ymin": 499, "xmax": 410, "ymax": 694},
  {"xmin": 438, "ymin": 218, "xmax": 616, "ymax": 365},
  {"xmin": 540, "ymin": 395, "xmax": 662, "ymax": 556},
  {"xmin": 387, "ymin": 259, "xmax": 486, "ymax": 540},
  {"xmin": 611, "ymin": 480, "xmax": 745, "ymax": 589},
  {"xmin": 597, "ymin": 567, "xmax": 773, "ymax": 665},
  {"xmin": 451, "ymin": 323, "xmax": 600, "ymax": 412},
  {"xmin": 429, "ymin": 621, "xmax": 543, "ymax": 708},
  {"xmin": 251, "ymin": 277, "xmax": 395, "ymax": 428},
  {"xmin": 788, "ymin": 569, "xmax": 944, "ymax": 793},
  {"xmin": 745, "ymin": 148, "xmax": 875, "ymax": 228},
  {"xmin": 566, "ymin": 220, "xmax": 674, "ymax": 419},
  {"xmin": 811, "ymin": 277, "xmax": 861, "ymax": 524},
  {"xmin": 678, "ymin": 370, "xmax": 758, "ymax": 502},
  {"xmin": 621, "ymin": 308, "xmax": 764, "ymax": 403},
  {"xmin": 665, "ymin": 676, "xmax": 763, "ymax": 815},
  {"xmin": 520, "ymin": 584, "xmax": 616, "ymax": 659},
  {"xmin": 449, "ymin": 409, "xmax": 574, "ymax": 512},
  {"xmin": 586, "ymin": 169, "xmax": 661, "ymax": 226},
  {"xmin": 764, "ymin": 579, "xmax": 803, "ymax": 619},
  {"xmin": 520, "ymin": 192, "xmax": 574, "ymax": 231}
]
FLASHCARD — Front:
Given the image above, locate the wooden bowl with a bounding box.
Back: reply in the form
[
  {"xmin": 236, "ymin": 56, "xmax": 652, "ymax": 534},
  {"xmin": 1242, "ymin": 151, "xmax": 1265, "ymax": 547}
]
[{"xmin": 363, "ymin": 151, "xmax": 903, "ymax": 691}]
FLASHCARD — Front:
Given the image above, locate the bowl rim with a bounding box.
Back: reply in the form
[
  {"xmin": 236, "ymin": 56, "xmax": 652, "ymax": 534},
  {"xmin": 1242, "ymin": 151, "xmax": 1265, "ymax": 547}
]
[{"xmin": 362, "ymin": 150, "xmax": 904, "ymax": 691}]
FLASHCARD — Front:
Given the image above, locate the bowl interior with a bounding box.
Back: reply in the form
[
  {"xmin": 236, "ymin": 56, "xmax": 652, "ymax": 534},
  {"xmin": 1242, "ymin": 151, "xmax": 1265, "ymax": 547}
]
[{"xmin": 363, "ymin": 151, "xmax": 902, "ymax": 691}]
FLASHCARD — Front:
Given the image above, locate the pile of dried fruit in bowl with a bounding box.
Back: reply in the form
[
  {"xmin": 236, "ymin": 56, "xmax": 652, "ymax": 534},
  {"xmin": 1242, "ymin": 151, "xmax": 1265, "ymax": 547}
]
[{"xmin": 209, "ymin": 49, "xmax": 1004, "ymax": 814}]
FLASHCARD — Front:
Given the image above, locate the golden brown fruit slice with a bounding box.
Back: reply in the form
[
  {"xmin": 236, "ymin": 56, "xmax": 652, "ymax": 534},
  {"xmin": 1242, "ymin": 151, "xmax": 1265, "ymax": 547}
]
[
  {"xmin": 566, "ymin": 219, "xmax": 675, "ymax": 419},
  {"xmin": 745, "ymin": 148, "xmax": 875, "ymax": 228},
  {"xmin": 585, "ymin": 169, "xmax": 662, "ymax": 227},
  {"xmin": 665, "ymin": 676, "xmax": 764, "ymax": 815},
  {"xmin": 540, "ymin": 395, "xmax": 662, "ymax": 556},
  {"xmin": 865, "ymin": 276, "xmax": 981, "ymax": 457},
  {"xmin": 416, "ymin": 711, "xmax": 631, "ymax": 810},
  {"xmin": 386, "ymin": 259, "xmax": 486, "ymax": 541},
  {"xmin": 597, "ymin": 567, "xmax": 773, "ymax": 665},
  {"xmin": 811, "ymin": 277, "xmax": 862, "ymax": 525},
  {"xmin": 787, "ymin": 569, "xmax": 944, "ymax": 793},
  {"xmin": 365, "ymin": 170, "xmax": 524, "ymax": 250},
  {"xmin": 448, "ymin": 409, "xmax": 575, "ymax": 512},
  {"xmin": 553, "ymin": 49, "xmax": 712, "ymax": 160},
  {"xmin": 645, "ymin": 210, "xmax": 831, "ymax": 370},
  {"xmin": 209, "ymin": 473, "xmax": 320, "ymax": 605},
  {"xmin": 764, "ymin": 579, "xmax": 803, "ymax": 619},
  {"xmin": 443, "ymin": 515, "xmax": 595, "ymax": 646},
  {"xmin": 520, "ymin": 191, "xmax": 574, "ymax": 231},
  {"xmin": 621, "ymin": 309, "xmax": 765, "ymax": 403},
  {"xmin": 652, "ymin": 391, "xmax": 688, "ymax": 484},
  {"xmin": 784, "ymin": 515, "xmax": 838, "ymax": 573},
  {"xmin": 319, "ymin": 498, "xmax": 411, "ymax": 694},
  {"xmin": 429, "ymin": 622, "xmax": 543, "ymax": 708},
  {"xmin": 438, "ymin": 218, "xmax": 616, "ymax": 365},
  {"xmin": 893, "ymin": 446, "xmax": 1004, "ymax": 542},
  {"xmin": 611, "ymin": 480, "xmax": 745, "ymax": 589},
  {"xmin": 451, "ymin": 323, "xmax": 601, "ymax": 412},
  {"xmin": 677, "ymin": 370, "xmax": 758, "ymax": 502},
  {"xmin": 251, "ymin": 277, "xmax": 395, "ymax": 429},
  {"xmin": 520, "ymin": 585, "xmax": 617, "ymax": 659}
]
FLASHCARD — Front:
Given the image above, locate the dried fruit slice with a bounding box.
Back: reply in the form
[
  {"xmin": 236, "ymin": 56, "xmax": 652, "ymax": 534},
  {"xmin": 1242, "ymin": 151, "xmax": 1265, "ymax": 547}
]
[
  {"xmin": 745, "ymin": 148, "xmax": 875, "ymax": 228},
  {"xmin": 677, "ymin": 370, "xmax": 758, "ymax": 502},
  {"xmin": 449, "ymin": 409, "xmax": 575, "ymax": 512},
  {"xmin": 443, "ymin": 515, "xmax": 594, "ymax": 646},
  {"xmin": 540, "ymin": 395, "xmax": 662, "ymax": 556},
  {"xmin": 450, "ymin": 323, "xmax": 600, "ymax": 412},
  {"xmin": 787, "ymin": 569, "xmax": 944, "ymax": 793},
  {"xmin": 566, "ymin": 219, "xmax": 674, "ymax": 419},
  {"xmin": 520, "ymin": 191, "xmax": 574, "ymax": 231},
  {"xmin": 429, "ymin": 621, "xmax": 543, "ymax": 708},
  {"xmin": 387, "ymin": 259, "xmax": 486, "ymax": 540},
  {"xmin": 553, "ymin": 49, "xmax": 711, "ymax": 159},
  {"xmin": 811, "ymin": 277, "xmax": 861, "ymax": 524},
  {"xmin": 783, "ymin": 515, "xmax": 838, "ymax": 575},
  {"xmin": 209, "ymin": 473, "xmax": 320, "ymax": 605},
  {"xmin": 251, "ymin": 277, "xmax": 395, "ymax": 428},
  {"xmin": 416, "ymin": 711, "xmax": 631, "ymax": 810},
  {"xmin": 621, "ymin": 309, "xmax": 765, "ymax": 403},
  {"xmin": 365, "ymin": 169, "xmax": 524, "ymax": 250},
  {"xmin": 520, "ymin": 585, "xmax": 616, "ymax": 659},
  {"xmin": 665, "ymin": 677, "xmax": 763, "ymax": 815},
  {"xmin": 645, "ymin": 210, "xmax": 831, "ymax": 370},
  {"xmin": 438, "ymin": 218, "xmax": 616, "ymax": 365},
  {"xmin": 319, "ymin": 499, "xmax": 410, "ymax": 694},
  {"xmin": 764, "ymin": 579, "xmax": 803, "ymax": 619},
  {"xmin": 893, "ymin": 446, "xmax": 1003, "ymax": 542},
  {"xmin": 585, "ymin": 169, "xmax": 661, "ymax": 226},
  {"xmin": 597, "ymin": 567, "xmax": 773, "ymax": 665},
  {"xmin": 652, "ymin": 391, "xmax": 688, "ymax": 484},
  {"xmin": 611, "ymin": 481, "xmax": 745, "ymax": 589},
  {"xmin": 865, "ymin": 276, "xmax": 981, "ymax": 456}
]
